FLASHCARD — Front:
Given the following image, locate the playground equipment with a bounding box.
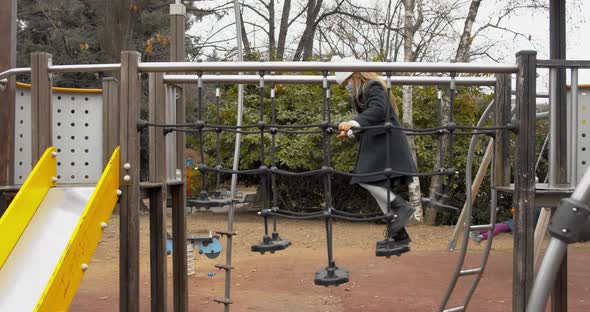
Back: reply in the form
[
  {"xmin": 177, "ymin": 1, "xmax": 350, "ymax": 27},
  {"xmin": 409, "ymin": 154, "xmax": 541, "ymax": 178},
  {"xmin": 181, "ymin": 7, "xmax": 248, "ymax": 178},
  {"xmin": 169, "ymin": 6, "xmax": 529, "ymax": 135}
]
[
  {"xmin": 0, "ymin": 3, "xmax": 588, "ymax": 312},
  {"xmin": 0, "ymin": 146, "xmax": 120, "ymax": 311},
  {"xmin": 0, "ymin": 49, "xmax": 588, "ymax": 312}
]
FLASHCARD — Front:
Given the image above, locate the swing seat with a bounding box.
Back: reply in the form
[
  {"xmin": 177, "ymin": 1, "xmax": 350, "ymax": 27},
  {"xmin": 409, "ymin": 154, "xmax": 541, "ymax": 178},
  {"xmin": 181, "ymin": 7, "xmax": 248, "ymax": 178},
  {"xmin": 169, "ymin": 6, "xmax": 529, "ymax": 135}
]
[
  {"xmin": 314, "ymin": 266, "xmax": 349, "ymax": 286},
  {"xmin": 188, "ymin": 198, "xmax": 233, "ymax": 209},
  {"xmin": 375, "ymin": 241, "xmax": 410, "ymax": 258},
  {"xmin": 421, "ymin": 193, "xmax": 460, "ymax": 213},
  {"xmin": 251, "ymin": 234, "xmax": 291, "ymax": 254}
]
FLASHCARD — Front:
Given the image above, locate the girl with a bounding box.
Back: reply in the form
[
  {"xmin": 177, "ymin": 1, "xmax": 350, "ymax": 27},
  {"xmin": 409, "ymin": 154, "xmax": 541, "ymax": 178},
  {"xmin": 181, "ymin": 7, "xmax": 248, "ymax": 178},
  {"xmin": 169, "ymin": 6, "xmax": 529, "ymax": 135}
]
[{"xmin": 334, "ymin": 62, "xmax": 417, "ymax": 257}]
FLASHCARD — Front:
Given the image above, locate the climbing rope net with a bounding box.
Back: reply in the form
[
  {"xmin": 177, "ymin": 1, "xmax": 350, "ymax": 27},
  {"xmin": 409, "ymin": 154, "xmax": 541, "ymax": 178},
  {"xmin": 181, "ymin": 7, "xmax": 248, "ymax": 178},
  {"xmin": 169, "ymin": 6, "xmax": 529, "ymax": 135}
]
[{"xmin": 144, "ymin": 65, "xmax": 517, "ymax": 312}]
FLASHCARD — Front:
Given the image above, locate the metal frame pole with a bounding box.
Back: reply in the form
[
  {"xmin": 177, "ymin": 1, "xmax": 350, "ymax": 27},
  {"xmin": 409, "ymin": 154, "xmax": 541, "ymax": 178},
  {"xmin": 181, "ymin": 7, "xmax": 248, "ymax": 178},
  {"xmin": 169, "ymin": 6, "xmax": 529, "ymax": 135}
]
[
  {"xmin": 549, "ymin": 2, "xmax": 568, "ymax": 307},
  {"xmin": 513, "ymin": 50, "xmax": 537, "ymax": 312},
  {"xmin": 148, "ymin": 73, "xmax": 168, "ymax": 311},
  {"xmin": 570, "ymin": 68, "xmax": 579, "ymax": 187},
  {"xmin": 548, "ymin": 67, "xmax": 559, "ymax": 188},
  {"xmin": 230, "ymin": 0, "xmax": 245, "ymax": 198},
  {"xmin": 169, "ymin": 3, "xmax": 188, "ymax": 311}
]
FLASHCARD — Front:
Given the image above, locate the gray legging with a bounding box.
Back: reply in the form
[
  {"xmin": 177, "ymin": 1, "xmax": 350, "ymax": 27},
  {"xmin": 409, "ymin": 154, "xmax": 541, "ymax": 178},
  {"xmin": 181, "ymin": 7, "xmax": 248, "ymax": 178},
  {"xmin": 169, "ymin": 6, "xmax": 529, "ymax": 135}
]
[{"xmin": 359, "ymin": 182, "xmax": 397, "ymax": 215}]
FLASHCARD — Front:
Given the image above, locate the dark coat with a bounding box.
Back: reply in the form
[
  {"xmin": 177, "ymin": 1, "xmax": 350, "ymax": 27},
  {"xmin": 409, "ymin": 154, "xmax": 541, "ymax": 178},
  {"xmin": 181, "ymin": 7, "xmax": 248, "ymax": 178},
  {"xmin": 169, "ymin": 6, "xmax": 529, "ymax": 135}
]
[{"xmin": 350, "ymin": 80, "xmax": 417, "ymax": 185}]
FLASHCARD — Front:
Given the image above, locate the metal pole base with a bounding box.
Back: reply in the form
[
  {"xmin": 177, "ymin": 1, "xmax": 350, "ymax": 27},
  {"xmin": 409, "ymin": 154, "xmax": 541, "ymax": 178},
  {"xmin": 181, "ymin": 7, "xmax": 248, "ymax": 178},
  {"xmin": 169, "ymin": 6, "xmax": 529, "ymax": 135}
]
[{"xmin": 314, "ymin": 265, "xmax": 349, "ymax": 286}]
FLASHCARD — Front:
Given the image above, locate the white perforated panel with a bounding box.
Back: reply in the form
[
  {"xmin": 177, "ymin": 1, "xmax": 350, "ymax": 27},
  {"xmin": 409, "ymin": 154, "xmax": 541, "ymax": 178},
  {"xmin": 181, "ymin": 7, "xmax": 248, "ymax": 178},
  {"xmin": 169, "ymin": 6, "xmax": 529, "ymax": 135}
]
[
  {"xmin": 52, "ymin": 92, "xmax": 103, "ymax": 184},
  {"xmin": 14, "ymin": 89, "xmax": 32, "ymax": 184},
  {"xmin": 166, "ymin": 85, "xmax": 179, "ymax": 182},
  {"xmin": 578, "ymin": 87, "xmax": 590, "ymax": 182},
  {"xmin": 14, "ymin": 87, "xmax": 103, "ymax": 185}
]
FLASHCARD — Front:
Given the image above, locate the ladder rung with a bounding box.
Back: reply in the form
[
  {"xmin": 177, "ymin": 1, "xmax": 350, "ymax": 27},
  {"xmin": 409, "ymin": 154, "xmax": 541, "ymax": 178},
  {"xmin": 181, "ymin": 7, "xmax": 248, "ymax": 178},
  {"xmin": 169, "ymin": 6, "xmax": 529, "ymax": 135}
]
[
  {"xmin": 470, "ymin": 224, "xmax": 493, "ymax": 231},
  {"xmin": 214, "ymin": 298, "xmax": 233, "ymax": 305},
  {"xmin": 444, "ymin": 306, "xmax": 465, "ymax": 312},
  {"xmin": 459, "ymin": 268, "xmax": 482, "ymax": 276},
  {"xmin": 215, "ymin": 264, "xmax": 234, "ymax": 270}
]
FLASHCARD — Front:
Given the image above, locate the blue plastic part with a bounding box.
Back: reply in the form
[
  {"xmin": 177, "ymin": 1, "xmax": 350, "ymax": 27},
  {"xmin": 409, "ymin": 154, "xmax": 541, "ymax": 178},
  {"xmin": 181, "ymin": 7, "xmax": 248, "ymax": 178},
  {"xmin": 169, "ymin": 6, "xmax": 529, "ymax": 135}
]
[
  {"xmin": 198, "ymin": 237, "xmax": 222, "ymax": 259},
  {"xmin": 166, "ymin": 238, "xmax": 173, "ymax": 255}
]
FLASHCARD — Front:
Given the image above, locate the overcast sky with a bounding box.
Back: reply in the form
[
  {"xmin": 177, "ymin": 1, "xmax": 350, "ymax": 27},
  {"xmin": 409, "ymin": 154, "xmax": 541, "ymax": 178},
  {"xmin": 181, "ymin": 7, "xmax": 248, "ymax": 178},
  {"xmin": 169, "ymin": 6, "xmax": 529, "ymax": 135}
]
[
  {"xmin": 477, "ymin": 0, "xmax": 590, "ymax": 87},
  {"xmin": 190, "ymin": 0, "xmax": 589, "ymax": 88}
]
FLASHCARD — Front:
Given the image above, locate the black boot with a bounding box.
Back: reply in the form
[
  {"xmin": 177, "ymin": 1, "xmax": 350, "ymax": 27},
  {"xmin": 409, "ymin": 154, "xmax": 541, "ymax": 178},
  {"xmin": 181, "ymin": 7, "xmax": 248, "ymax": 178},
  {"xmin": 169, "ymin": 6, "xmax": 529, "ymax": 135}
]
[
  {"xmin": 393, "ymin": 227, "xmax": 411, "ymax": 245},
  {"xmin": 375, "ymin": 224, "xmax": 411, "ymax": 257},
  {"xmin": 377, "ymin": 228, "xmax": 412, "ymax": 248},
  {"xmin": 389, "ymin": 196, "xmax": 415, "ymax": 234}
]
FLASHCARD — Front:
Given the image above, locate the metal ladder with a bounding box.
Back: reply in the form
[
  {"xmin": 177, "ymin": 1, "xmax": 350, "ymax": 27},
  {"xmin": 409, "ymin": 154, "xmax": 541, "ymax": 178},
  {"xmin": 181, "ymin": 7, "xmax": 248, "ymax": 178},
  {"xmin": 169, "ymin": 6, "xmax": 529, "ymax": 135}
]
[{"xmin": 438, "ymin": 101, "xmax": 499, "ymax": 312}]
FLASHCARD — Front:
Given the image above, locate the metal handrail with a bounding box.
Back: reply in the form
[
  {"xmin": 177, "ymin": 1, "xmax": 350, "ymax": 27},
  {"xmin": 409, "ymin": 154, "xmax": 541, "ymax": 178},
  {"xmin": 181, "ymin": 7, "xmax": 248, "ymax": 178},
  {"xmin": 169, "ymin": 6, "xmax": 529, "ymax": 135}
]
[
  {"xmin": 164, "ymin": 74, "xmax": 496, "ymax": 86},
  {"xmin": 0, "ymin": 67, "xmax": 31, "ymax": 80},
  {"xmin": 48, "ymin": 64, "xmax": 121, "ymax": 73},
  {"xmin": 140, "ymin": 61, "xmax": 518, "ymax": 73}
]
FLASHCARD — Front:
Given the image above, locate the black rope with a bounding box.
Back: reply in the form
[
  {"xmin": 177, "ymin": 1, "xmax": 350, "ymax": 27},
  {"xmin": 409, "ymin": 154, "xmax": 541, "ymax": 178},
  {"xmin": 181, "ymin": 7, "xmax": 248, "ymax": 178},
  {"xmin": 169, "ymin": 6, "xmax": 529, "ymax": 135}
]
[
  {"xmin": 270, "ymin": 82, "xmax": 279, "ymax": 237},
  {"xmin": 264, "ymin": 210, "xmax": 391, "ymax": 222},
  {"xmin": 215, "ymin": 82, "xmax": 222, "ymax": 190},
  {"xmin": 443, "ymin": 75, "xmax": 457, "ymax": 198},
  {"xmin": 384, "ymin": 71, "xmax": 393, "ymax": 225},
  {"xmin": 197, "ymin": 165, "xmax": 453, "ymax": 178},
  {"xmin": 321, "ymin": 70, "xmax": 339, "ymax": 274},
  {"xmin": 149, "ymin": 122, "xmax": 512, "ymax": 135},
  {"xmin": 258, "ymin": 71, "xmax": 271, "ymax": 241},
  {"xmin": 197, "ymin": 72, "xmax": 208, "ymax": 199}
]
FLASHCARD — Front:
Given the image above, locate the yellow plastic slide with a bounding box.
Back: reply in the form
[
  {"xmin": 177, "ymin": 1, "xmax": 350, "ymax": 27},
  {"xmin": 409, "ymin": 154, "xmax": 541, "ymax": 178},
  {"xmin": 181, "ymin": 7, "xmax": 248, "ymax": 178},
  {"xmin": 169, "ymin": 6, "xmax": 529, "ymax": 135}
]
[{"xmin": 0, "ymin": 146, "xmax": 120, "ymax": 311}]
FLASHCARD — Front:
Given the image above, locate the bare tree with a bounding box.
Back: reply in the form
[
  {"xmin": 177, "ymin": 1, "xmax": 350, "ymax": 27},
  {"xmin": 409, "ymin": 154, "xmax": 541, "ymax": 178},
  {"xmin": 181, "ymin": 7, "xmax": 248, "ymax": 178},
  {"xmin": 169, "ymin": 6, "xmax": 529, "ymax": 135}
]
[
  {"xmin": 401, "ymin": 0, "xmax": 424, "ymax": 221},
  {"xmin": 423, "ymin": 0, "xmax": 482, "ymax": 225},
  {"xmin": 276, "ymin": 0, "xmax": 292, "ymax": 60}
]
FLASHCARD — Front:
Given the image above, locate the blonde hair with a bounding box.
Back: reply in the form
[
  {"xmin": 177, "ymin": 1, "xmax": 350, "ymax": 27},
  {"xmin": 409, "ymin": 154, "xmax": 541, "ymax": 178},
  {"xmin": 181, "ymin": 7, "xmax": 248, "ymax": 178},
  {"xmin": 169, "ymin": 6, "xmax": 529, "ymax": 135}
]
[{"xmin": 346, "ymin": 72, "xmax": 399, "ymax": 117}]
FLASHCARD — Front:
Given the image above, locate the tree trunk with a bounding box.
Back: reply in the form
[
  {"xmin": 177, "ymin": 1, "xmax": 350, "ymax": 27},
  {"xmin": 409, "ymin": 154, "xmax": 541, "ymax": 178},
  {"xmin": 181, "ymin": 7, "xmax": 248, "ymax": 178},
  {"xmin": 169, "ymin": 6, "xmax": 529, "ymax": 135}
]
[
  {"xmin": 268, "ymin": 0, "xmax": 276, "ymax": 60},
  {"xmin": 402, "ymin": 0, "xmax": 424, "ymax": 222},
  {"xmin": 425, "ymin": 0, "xmax": 482, "ymax": 225},
  {"xmin": 97, "ymin": 0, "xmax": 140, "ymax": 63},
  {"xmin": 276, "ymin": 0, "xmax": 291, "ymax": 60},
  {"xmin": 293, "ymin": 0, "xmax": 322, "ymax": 61},
  {"xmin": 455, "ymin": 0, "xmax": 482, "ymax": 62},
  {"xmin": 239, "ymin": 9, "xmax": 252, "ymax": 57}
]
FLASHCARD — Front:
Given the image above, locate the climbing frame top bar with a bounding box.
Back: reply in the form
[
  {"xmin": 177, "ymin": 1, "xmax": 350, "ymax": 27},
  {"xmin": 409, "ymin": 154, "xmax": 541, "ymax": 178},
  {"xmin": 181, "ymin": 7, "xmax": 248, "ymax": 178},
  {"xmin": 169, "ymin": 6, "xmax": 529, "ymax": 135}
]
[
  {"xmin": 141, "ymin": 61, "xmax": 518, "ymax": 74},
  {"xmin": 0, "ymin": 61, "xmax": 517, "ymax": 80},
  {"xmin": 48, "ymin": 64, "xmax": 121, "ymax": 73},
  {"xmin": 163, "ymin": 74, "xmax": 496, "ymax": 86},
  {"xmin": 537, "ymin": 59, "xmax": 590, "ymax": 68}
]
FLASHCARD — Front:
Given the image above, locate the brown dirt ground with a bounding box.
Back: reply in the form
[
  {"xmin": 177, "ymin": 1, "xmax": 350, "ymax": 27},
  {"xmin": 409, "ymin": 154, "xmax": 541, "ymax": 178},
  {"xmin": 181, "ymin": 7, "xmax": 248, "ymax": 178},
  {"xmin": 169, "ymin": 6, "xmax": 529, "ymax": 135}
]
[{"xmin": 70, "ymin": 212, "xmax": 590, "ymax": 312}]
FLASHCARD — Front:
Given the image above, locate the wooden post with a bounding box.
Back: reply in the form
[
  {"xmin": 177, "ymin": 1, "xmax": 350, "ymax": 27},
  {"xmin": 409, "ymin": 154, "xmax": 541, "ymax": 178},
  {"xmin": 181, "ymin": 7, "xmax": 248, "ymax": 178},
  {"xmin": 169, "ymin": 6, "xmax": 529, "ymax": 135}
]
[
  {"xmin": 119, "ymin": 51, "xmax": 141, "ymax": 312},
  {"xmin": 0, "ymin": 0, "xmax": 17, "ymax": 215},
  {"xmin": 494, "ymin": 73, "xmax": 511, "ymax": 187},
  {"xmin": 534, "ymin": 207, "xmax": 552, "ymax": 267},
  {"xmin": 148, "ymin": 73, "xmax": 168, "ymax": 312},
  {"xmin": 102, "ymin": 77, "xmax": 119, "ymax": 168},
  {"xmin": 170, "ymin": 3, "xmax": 188, "ymax": 311},
  {"xmin": 513, "ymin": 50, "xmax": 537, "ymax": 312},
  {"xmin": 31, "ymin": 52, "xmax": 53, "ymax": 164}
]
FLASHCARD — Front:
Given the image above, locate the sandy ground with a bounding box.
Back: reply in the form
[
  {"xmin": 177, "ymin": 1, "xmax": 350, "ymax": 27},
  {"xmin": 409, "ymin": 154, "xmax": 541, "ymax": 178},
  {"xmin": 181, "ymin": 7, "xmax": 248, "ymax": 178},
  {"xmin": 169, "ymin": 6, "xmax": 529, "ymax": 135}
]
[{"xmin": 69, "ymin": 212, "xmax": 590, "ymax": 311}]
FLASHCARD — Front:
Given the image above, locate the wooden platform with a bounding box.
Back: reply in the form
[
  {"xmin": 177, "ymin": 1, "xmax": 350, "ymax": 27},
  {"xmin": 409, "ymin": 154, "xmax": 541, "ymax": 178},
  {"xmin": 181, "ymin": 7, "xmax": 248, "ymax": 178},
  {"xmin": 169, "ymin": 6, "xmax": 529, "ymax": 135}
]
[{"xmin": 496, "ymin": 183, "xmax": 573, "ymax": 207}]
